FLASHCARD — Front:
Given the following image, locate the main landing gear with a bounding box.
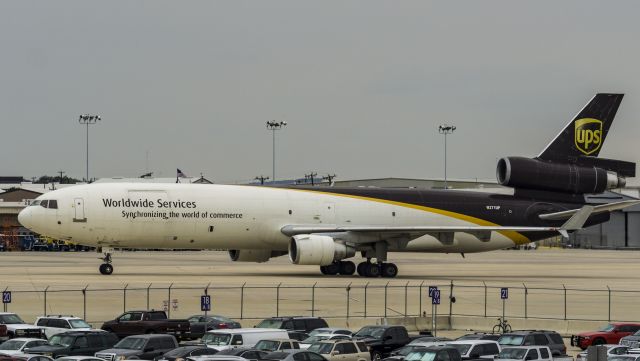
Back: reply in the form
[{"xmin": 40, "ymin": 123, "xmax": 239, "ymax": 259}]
[
  {"xmin": 98, "ymin": 252, "xmax": 113, "ymax": 275},
  {"xmin": 320, "ymin": 260, "xmax": 356, "ymax": 275},
  {"xmin": 319, "ymin": 241, "xmax": 399, "ymax": 278}
]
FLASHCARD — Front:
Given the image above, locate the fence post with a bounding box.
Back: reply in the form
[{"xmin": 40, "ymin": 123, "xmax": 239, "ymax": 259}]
[
  {"xmin": 240, "ymin": 282, "xmax": 245, "ymax": 320},
  {"xmin": 364, "ymin": 282, "xmax": 369, "ymax": 318},
  {"xmin": 607, "ymin": 285, "xmax": 611, "ymax": 322},
  {"xmin": 419, "ymin": 281, "xmax": 424, "ymax": 317},
  {"xmin": 276, "ymin": 283, "xmax": 281, "ymax": 317},
  {"xmin": 404, "ymin": 282, "xmax": 409, "ymax": 317},
  {"xmin": 168, "ymin": 283, "xmax": 173, "ymax": 318},
  {"xmin": 483, "ymin": 282, "xmax": 487, "ymax": 317},
  {"xmin": 82, "ymin": 285, "xmax": 88, "ymax": 320},
  {"xmin": 2, "ymin": 287, "xmax": 7, "ymax": 312},
  {"xmin": 146, "ymin": 283, "xmax": 152, "ymax": 310},
  {"xmin": 449, "ymin": 280, "xmax": 454, "ymax": 318},
  {"xmin": 44, "ymin": 286, "xmax": 49, "ymax": 315},
  {"xmin": 523, "ymin": 283, "xmax": 528, "ymax": 319},
  {"xmin": 123, "ymin": 284, "xmax": 128, "ymax": 312},
  {"xmin": 563, "ymin": 284, "xmax": 567, "ymax": 320},
  {"xmin": 346, "ymin": 283, "xmax": 351, "ymax": 319},
  {"xmin": 384, "ymin": 282, "xmax": 389, "ymax": 318},
  {"xmin": 311, "ymin": 283, "xmax": 316, "ymax": 317}
]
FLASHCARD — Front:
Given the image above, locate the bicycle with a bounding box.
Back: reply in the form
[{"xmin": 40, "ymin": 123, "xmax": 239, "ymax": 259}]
[{"xmin": 492, "ymin": 317, "xmax": 512, "ymax": 333}]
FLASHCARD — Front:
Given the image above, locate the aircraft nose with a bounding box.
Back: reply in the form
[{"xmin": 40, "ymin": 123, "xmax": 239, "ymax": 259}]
[{"xmin": 18, "ymin": 207, "xmax": 32, "ymax": 229}]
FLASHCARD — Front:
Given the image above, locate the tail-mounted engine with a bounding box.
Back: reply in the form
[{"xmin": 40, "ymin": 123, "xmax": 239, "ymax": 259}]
[{"xmin": 497, "ymin": 156, "xmax": 626, "ymax": 194}]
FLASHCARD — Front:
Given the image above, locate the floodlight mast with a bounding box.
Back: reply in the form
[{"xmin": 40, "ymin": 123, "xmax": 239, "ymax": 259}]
[
  {"xmin": 438, "ymin": 124, "xmax": 456, "ymax": 189},
  {"xmin": 78, "ymin": 114, "xmax": 101, "ymax": 183},
  {"xmin": 266, "ymin": 120, "xmax": 287, "ymax": 184}
]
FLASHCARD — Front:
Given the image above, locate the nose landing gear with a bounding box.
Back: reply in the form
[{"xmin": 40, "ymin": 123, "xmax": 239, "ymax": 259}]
[{"xmin": 98, "ymin": 252, "xmax": 113, "ymax": 275}]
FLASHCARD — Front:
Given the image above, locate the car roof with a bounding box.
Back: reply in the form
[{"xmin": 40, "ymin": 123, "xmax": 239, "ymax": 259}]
[
  {"xmin": 501, "ymin": 346, "xmax": 550, "ymax": 350},
  {"xmin": 611, "ymin": 323, "xmax": 640, "ymax": 326},
  {"xmin": 313, "ymin": 328, "xmax": 350, "ymax": 332},
  {"xmin": 208, "ymin": 328, "xmax": 285, "ymax": 334},
  {"xmin": 4, "ymin": 338, "xmax": 46, "ymax": 342},
  {"xmin": 36, "ymin": 316, "xmax": 83, "ymax": 320},
  {"xmin": 123, "ymin": 334, "xmax": 175, "ymax": 339},
  {"xmin": 447, "ymin": 340, "xmax": 498, "ymax": 345},
  {"xmin": 52, "ymin": 331, "xmax": 103, "ymax": 336},
  {"xmin": 260, "ymin": 339, "xmax": 296, "ymax": 342}
]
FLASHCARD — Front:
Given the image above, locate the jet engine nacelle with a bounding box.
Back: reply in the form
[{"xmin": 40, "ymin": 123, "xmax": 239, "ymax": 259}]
[
  {"xmin": 228, "ymin": 249, "xmax": 286, "ymax": 263},
  {"xmin": 497, "ymin": 156, "xmax": 625, "ymax": 194},
  {"xmin": 288, "ymin": 234, "xmax": 355, "ymax": 266}
]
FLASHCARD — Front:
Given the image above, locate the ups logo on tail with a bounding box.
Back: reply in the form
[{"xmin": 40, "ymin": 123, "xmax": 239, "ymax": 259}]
[{"xmin": 574, "ymin": 118, "xmax": 603, "ymax": 155}]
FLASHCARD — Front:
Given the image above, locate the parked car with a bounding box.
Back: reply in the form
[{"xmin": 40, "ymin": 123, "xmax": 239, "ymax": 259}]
[
  {"xmin": 620, "ymin": 330, "xmax": 640, "ymax": 349},
  {"xmin": 408, "ymin": 337, "xmax": 452, "ymax": 346},
  {"xmin": 255, "ymin": 340, "xmax": 300, "ymax": 352},
  {"xmin": 575, "ymin": 344, "xmax": 630, "ymax": 361},
  {"xmin": 300, "ymin": 334, "xmax": 351, "ymax": 349},
  {"xmin": 255, "ymin": 318, "xmax": 329, "ymax": 335},
  {"xmin": 262, "ymin": 350, "xmax": 326, "ymax": 361},
  {"xmin": 494, "ymin": 346, "xmax": 572, "ymax": 361},
  {"xmin": 571, "ymin": 323, "xmax": 640, "ymax": 350},
  {"xmin": 445, "ymin": 340, "xmax": 501, "ymax": 360},
  {"xmin": 0, "ymin": 313, "xmax": 45, "ymax": 340},
  {"xmin": 404, "ymin": 346, "xmax": 462, "ymax": 361},
  {"xmin": 35, "ymin": 316, "xmax": 94, "ymax": 338},
  {"xmin": 0, "ymin": 325, "xmax": 8, "ymax": 342},
  {"xmin": 197, "ymin": 348, "xmax": 269, "ymax": 361},
  {"xmin": 308, "ymin": 329, "xmax": 353, "ymax": 338},
  {"xmin": 100, "ymin": 310, "xmax": 190, "ymax": 339},
  {"xmin": 456, "ymin": 333, "xmax": 501, "ymax": 342},
  {"xmin": 352, "ymin": 326, "xmax": 411, "ymax": 361},
  {"xmin": 610, "ymin": 355, "xmax": 640, "ymax": 361},
  {"xmin": 28, "ymin": 331, "xmax": 119, "ymax": 358},
  {"xmin": 95, "ymin": 334, "xmax": 179, "ymax": 361},
  {"xmin": 0, "ymin": 338, "xmax": 49, "ymax": 355},
  {"xmin": 154, "ymin": 345, "xmax": 219, "ymax": 361},
  {"xmin": 306, "ymin": 340, "xmax": 370, "ymax": 361},
  {"xmin": 55, "ymin": 357, "xmax": 107, "ymax": 361},
  {"xmin": 185, "ymin": 316, "xmax": 241, "ymax": 340},
  {"xmin": 497, "ymin": 331, "xmax": 567, "ymax": 356},
  {"xmin": 198, "ymin": 329, "xmax": 289, "ymax": 351},
  {"xmin": 0, "ymin": 354, "xmax": 54, "ymax": 361}
]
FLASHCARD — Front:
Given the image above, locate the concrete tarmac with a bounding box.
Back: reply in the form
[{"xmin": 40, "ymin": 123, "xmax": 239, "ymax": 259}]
[{"xmin": 0, "ymin": 247, "xmax": 638, "ymax": 357}]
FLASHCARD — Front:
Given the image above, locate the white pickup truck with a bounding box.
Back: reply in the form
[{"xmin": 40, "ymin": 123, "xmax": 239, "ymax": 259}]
[
  {"xmin": 0, "ymin": 312, "xmax": 45, "ymax": 339},
  {"xmin": 495, "ymin": 346, "xmax": 573, "ymax": 361}
]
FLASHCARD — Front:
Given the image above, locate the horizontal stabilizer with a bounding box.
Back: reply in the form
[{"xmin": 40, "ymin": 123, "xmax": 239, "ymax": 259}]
[{"xmin": 539, "ymin": 200, "xmax": 640, "ymax": 221}]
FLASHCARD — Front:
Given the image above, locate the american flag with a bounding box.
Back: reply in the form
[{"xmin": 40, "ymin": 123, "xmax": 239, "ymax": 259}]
[{"xmin": 176, "ymin": 168, "xmax": 187, "ymax": 183}]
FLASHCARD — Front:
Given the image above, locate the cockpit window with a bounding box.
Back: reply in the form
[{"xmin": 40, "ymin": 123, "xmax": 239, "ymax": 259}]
[
  {"xmin": 41, "ymin": 200, "xmax": 49, "ymax": 208},
  {"xmin": 31, "ymin": 200, "xmax": 41, "ymax": 206},
  {"xmin": 48, "ymin": 200, "xmax": 58, "ymax": 209},
  {"xmin": 31, "ymin": 200, "xmax": 58, "ymax": 209}
]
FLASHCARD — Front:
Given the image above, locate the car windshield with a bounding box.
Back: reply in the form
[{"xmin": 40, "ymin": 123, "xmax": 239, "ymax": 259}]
[
  {"xmin": 309, "ymin": 329, "xmax": 331, "ymax": 337},
  {"xmin": 69, "ymin": 319, "xmax": 91, "ymax": 328},
  {"xmin": 406, "ymin": 351, "xmax": 438, "ymax": 361},
  {"xmin": 355, "ymin": 327, "xmax": 385, "ymax": 338},
  {"xmin": 393, "ymin": 346, "xmax": 416, "ymax": 356},
  {"xmin": 498, "ymin": 335, "xmax": 524, "ymax": 346},
  {"xmin": 256, "ymin": 341, "xmax": 280, "ymax": 351},
  {"xmin": 188, "ymin": 316, "xmax": 202, "ymax": 322},
  {"xmin": 599, "ymin": 324, "xmax": 615, "ymax": 332},
  {"xmin": 114, "ymin": 337, "xmax": 147, "ymax": 350},
  {"xmin": 257, "ymin": 320, "xmax": 284, "ymax": 329},
  {"xmin": 49, "ymin": 335, "xmax": 76, "ymax": 347},
  {"xmin": 303, "ymin": 336, "xmax": 331, "ymax": 344},
  {"xmin": 307, "ymin": 343, "xmax": 334, "ymax": 354},
  {"xmin": 0, "ymin": 340, "xmax": 26, "ymax": 350},
  {"xmin": 449, "ymin": 344, "xmax": 472, "ymax": 356},
  {"xmin": 0, "ymin": 314, "xmax": 25, "ymax": 324},
  {"xmin": 202, "ymin": 333, "xmax": 231, "ymax": 346},
  {"xmin": 497, "ymin": 348, "xmax": 527, "ymax": 359}
]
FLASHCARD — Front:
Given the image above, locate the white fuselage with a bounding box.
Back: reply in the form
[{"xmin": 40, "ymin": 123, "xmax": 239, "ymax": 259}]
[{"xmin": 18, "ymin": 183, "xmax": 518, "ymax": 254}]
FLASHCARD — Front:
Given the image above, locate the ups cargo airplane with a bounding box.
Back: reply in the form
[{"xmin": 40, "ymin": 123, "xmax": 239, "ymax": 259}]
[{"xmin": 18, "ymin": 94, "xmax": 639, "ymax": 277}]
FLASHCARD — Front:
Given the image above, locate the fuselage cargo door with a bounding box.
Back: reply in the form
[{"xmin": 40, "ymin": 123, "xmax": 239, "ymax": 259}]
[{"xmin": 73, "ymin": 198, "xmax": 86, "ymax": 222}]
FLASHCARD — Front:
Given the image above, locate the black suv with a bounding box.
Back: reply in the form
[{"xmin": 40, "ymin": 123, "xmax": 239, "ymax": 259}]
[
  {"xmin": 255, "ymin": 317, "xmax": 328, "ymax": 335},
  {"xmin": 28, "ymin": 331, "xmax": 119, "ymax": 358},
  {"xmin": 497, "ymin": 330, "xmax": 567, "ymax": 356},
  {"xmin": 96, "ymin": 334, "xmax": 179, "ymax": 361}
]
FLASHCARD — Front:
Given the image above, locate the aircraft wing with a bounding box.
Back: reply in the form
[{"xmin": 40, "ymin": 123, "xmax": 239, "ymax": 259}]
[{"xmin": 538, "ymin": 200, "xmax": 640, "ymax": 221}]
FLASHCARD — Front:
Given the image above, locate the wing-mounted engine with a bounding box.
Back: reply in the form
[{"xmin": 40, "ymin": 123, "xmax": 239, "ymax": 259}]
[
  {"xmin": 288, "ymin": 234, "xmax": 355, "ymax": 265},
  {"xmin": 497, "ymin": 156, "xmax": 627, "ymax": 194},
  {"xmin": 228, "ymin": 249, "xmax": 287, "ymax": 263}
]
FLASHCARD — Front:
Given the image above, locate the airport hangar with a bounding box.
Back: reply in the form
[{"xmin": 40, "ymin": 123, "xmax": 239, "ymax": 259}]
[{"xmin": 1, "ymin": 175, "xmax": 639, "ymax": 250}]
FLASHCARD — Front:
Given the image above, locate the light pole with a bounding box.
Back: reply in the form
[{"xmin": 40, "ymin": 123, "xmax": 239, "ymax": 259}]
[
  {"xmin": 438, "ymin": 124, "xmax": 456, "ymax": 189},
  {"xmin": 78, "ymin": 114, "xmax": 101, "ymax": 182},
  {"xmin": 266, "ymin": 120, "xmax": 287, "ymax": 184}
]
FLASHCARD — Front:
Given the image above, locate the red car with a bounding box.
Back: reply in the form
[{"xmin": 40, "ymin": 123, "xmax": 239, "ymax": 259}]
[{"xmin": 571, "ymin": 323, "xmax": 640, "ymax": 350}]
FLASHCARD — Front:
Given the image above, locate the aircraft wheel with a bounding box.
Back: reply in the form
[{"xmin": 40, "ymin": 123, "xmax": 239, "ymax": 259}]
[
  {"xmin": 324, "ymin": 262, "xmax": 340, "ymax": 275},
  {"xmin": 381, "ymin": 263, "xmax": 398, "ymax": 278},
  {"xmin": 356, "ymin": 262, "xmax": 367, "ymax": 276},
  {"xmin": 365, "ymin": 263, "xmax": 380, "ymax": 277},
  {"xmin": 339, "ymin": 261, "xmax": 356, "ymax": 275},
  {"xmin": 320, "ymin": 265, "xmax": 328, "ymax": 275},
  {"xmin": 99, "ymin": 263, "xmax": 113, "ymax": 275}
]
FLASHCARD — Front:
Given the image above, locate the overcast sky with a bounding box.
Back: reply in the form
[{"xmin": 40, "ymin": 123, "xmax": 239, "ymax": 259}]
[{"xmin": 2, "ymin": 1, "xmax": 639, "ymax": 184}]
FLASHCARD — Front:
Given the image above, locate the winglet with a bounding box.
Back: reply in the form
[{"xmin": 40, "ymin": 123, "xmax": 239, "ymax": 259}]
[{"xmin": 557, "ymin": 205, "xmax": 594, "ymax": 238}]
